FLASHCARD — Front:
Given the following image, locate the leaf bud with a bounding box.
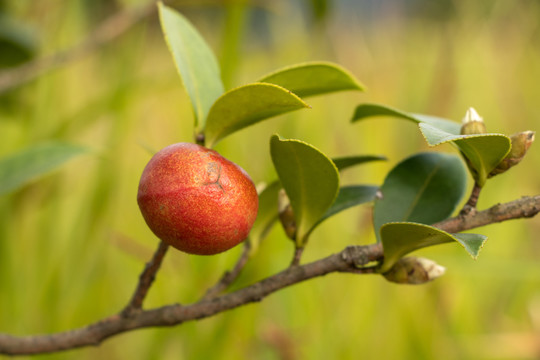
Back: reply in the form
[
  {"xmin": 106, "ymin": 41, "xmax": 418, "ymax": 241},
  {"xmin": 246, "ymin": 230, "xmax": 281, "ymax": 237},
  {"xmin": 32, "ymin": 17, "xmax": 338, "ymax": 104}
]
[
  {"xmin": 383, "ymin": 257, "xmax": 445, "ymax": 285},
  {"xmin": 489, "ymin": 130, "xmax": 535, "ymax": 177},
  {"xmin": 278, "ymin": 188, "xmax": 297, "ymax": 240},
  {"xmin": 460, "ymin": 107, "xmax": 487, "ymax": 135}
]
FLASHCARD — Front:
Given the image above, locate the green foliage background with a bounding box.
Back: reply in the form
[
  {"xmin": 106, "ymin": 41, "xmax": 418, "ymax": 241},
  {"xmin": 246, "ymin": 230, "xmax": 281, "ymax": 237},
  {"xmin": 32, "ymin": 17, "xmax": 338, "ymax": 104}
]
[{"xmin": 1, "ymin": 1, "xmax": 540, "ymax": 359}]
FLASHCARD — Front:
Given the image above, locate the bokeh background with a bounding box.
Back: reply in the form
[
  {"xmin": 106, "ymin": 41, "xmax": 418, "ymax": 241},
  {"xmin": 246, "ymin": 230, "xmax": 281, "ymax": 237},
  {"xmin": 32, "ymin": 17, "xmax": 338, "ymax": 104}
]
[{"xmin": 1, "ymin": 0, "xmax": 540, "ymax": 359}]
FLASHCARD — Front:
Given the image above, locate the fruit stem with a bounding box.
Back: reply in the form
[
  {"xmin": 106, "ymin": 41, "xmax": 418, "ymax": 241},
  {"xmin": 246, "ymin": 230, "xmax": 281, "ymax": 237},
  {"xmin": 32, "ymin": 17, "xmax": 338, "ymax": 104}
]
[
  {"xmin": 195, "ymin": 132, "xmax": 205, "ymax": 146},
  {"xmin": 121, "ymin": 241, "xmax": 170, "ymax": 317}
]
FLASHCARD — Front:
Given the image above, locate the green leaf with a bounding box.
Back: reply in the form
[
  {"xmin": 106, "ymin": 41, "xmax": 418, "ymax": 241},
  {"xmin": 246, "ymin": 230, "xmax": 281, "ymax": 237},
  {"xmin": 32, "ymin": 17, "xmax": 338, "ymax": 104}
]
[
  {"xmin": 350, "ymin": 104, "xmax": 512, "ymax": 186},
  {"xmin": 259, "ymin": 61, "xmax": 365, "ymax": 97},
  {"xmin": 0, "ymin": 143, "xmax": 89, "ymax": 196},
  {"xmin": 249, "ymin": 181, "xmax": 281, "ymax": 253},
  {"xmin": 373, "ymin": 152, "xmax": 467, "ymax": 241},
  {"xmin": 247, "ymin": 155, "xmax": 382, "ymax": 250},
  {"xmin": 332, "ymin": 155, "xmax": 387, "ymax": 171},
  {"xmin": 452, "ymin": 233, "xmax": 488, "ymax": 258},
  {"xmin": 158, "ymin": 2, "xmax": 224, "ymax": 128},
  {"xmin": 205, "ymin": 83, "xmax": 310, "ymax": 148},
  {"xmin": 317, "ymin": 185, "xmax": 379, "ymax": 225},
  {"xmin": 270, "ymin": 135, "xmax": 339, "ymax": 246},
  {"xmin": 419, "ymin": 123, "xmax": 511, "ymax": 186},
  {"xmin": 379, "ymin": 222, "xmax": 487, "ymax": 272},
  {"xmin": 351, "ymin": 103, "xmax": 461, "ymax": 135}
]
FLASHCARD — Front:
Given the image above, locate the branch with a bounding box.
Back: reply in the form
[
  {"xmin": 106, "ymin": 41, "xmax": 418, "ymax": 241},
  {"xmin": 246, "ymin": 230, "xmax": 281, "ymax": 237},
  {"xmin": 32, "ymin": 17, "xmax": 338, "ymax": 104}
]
[
  {"xmin": 460, "ymin": 182, "xmax": 482, "ymax": 214},
  {"xmin": 289, "ymin": 246, "xmax": 304, "ymax": 267},
  {"xmin": 1, "ymin": 194, "xmax": 539, "ymax": 356},
  {"xmin": 0, "ymin": 2, "xmax": 156, "ymax": 95},
  {"xmin": 434, "ymin": 195, "xmax": 540, "ymax": 233},
  {"xmin": 200, "ymin": 240, "xmax": 251, "ymax": 301},
  {"xmin": 121, "ymin": 241, "xmax": 169, "ymax": 317},
  {"xmin": 0, "ymin": 244, "xmax": 380, "ymax": 356}
]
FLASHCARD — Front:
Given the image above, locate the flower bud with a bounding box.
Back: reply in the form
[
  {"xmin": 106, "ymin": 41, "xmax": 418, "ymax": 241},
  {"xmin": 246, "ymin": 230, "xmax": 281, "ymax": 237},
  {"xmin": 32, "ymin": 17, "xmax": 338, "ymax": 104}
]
[
  {"xmin": 278, "ymin": 189, "xmax": 297, "ymax": 240},
  {"xmin": 489, "ymin": 131, "xmax": 535, "ymax": 177},
  {"xmin": 460, "ymin": 107, "xmax": 487, "ymax": 135},
  {"xmin": 383, "ymin": 257, "xmax": 445, "ymax": 285}
]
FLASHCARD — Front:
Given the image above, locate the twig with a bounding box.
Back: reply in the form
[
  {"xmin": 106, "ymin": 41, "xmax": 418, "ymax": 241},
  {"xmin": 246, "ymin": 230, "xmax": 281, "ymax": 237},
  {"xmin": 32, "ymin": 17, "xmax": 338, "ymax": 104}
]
[
  {"xmin": 289, "ymin": 246, "xmax": 304, "ymax": 267},
  {"xmin": 121, "ymin": 241, "xmax": 170, "ymax": 317},
  {"xmin": 200, "ymin": 240, "xmax": 251, "ymax": 301},
  {"xmin": 0, "ymin": 243, "xmax": 377, "ymax": 356},
  {"xmin": 434, "ymin": 195, "xmax": 540, "ymax": 233},
  {"xmin": 0, "ymin": 194, "xmax": 539, "ymax": 356},
  {"xmin": 0, "ymin": 2, "xmax": 156, "ymax": 94},
  {"xmin": 460, "ymin": 182, "xmax": 482, "ymax": 215}
]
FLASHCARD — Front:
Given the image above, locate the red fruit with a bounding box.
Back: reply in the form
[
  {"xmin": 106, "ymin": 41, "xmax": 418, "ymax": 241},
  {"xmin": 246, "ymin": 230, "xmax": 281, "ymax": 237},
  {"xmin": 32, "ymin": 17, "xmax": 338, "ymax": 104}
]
[{"xmin": 137, "ymin": 143, "xmax": 259, "ymax": 255}]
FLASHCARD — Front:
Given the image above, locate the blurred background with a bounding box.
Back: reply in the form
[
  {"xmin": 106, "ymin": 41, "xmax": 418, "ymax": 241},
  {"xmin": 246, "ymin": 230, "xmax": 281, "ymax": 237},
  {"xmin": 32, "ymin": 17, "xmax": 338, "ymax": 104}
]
[{"xmin": 1, "ymin": 0, "xmax": 540, "ymax": 359}]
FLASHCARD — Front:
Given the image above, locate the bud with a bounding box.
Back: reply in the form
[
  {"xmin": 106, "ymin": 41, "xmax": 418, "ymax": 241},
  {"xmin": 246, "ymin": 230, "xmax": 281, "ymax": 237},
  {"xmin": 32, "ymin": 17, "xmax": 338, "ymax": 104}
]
[
  {"xmin": 383, "ymin": 257, "xmax": 445, "ymax": 285},
  {"xmin": 460, "ymin": 107, "xmax": 487, "ymax": 135},
  {"xmin": 489, "ymin": 131, "xmax": 535, "ymax": 177},
  {"xmin": 278, "ymin": 189, "xmax": 297, "ymax": 240}
]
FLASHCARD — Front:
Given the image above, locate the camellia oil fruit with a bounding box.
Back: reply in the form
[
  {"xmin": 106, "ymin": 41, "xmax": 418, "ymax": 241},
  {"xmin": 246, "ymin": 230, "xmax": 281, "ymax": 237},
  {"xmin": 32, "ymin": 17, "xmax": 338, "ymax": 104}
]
[{"xmin": 137, "ymin": 143, "xmax": 259, "ymax": 255}]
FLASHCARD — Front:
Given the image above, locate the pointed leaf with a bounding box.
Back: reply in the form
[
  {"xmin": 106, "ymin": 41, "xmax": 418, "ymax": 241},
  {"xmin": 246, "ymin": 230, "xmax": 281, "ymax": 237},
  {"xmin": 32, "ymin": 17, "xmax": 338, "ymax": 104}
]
[
  {"xmin": 205, "ymin": 83, "xmax": 310, "ymax": 147},
  {"xmin": 351, "ymin": 103, "xmax": 460, "ymax": 134},
  {"xmin": 452, "ymin": 233, "xmax": 488, "ymax": 258},
  {"xmin": 259, "ymin": 61, "xmax": 365, "ymax": 97},
  {"xmin": 379, "ymin": 222, "xmax": 488, "ymax": 272},
  {"xmin": 332, "ymin": 155, "xmax": 387, "ymax": 171},
  {"xmin": 350, "ymin": 104, "xmax": 512, "ymax": 186},
  {"xmin": 270, "ymin": 135, "xmax": 339, "ymax": 246},
  {"xmin": 373, "ymin": 152, "xmax": 467, "ymax": 241},
  {"xmin": 317, "ymin": 185, "xmax": 379, "ymax": 226},
  {"xmin": 419, "ymin": 123, "xmax": 511, "ymax": 186},
  {"xmin": 158, "ymin": 2, "xmax": 224, "ymax": 128},
  {"xmin": 0, "ymin": 143, "xmax": 89, "ymax": 196}
]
